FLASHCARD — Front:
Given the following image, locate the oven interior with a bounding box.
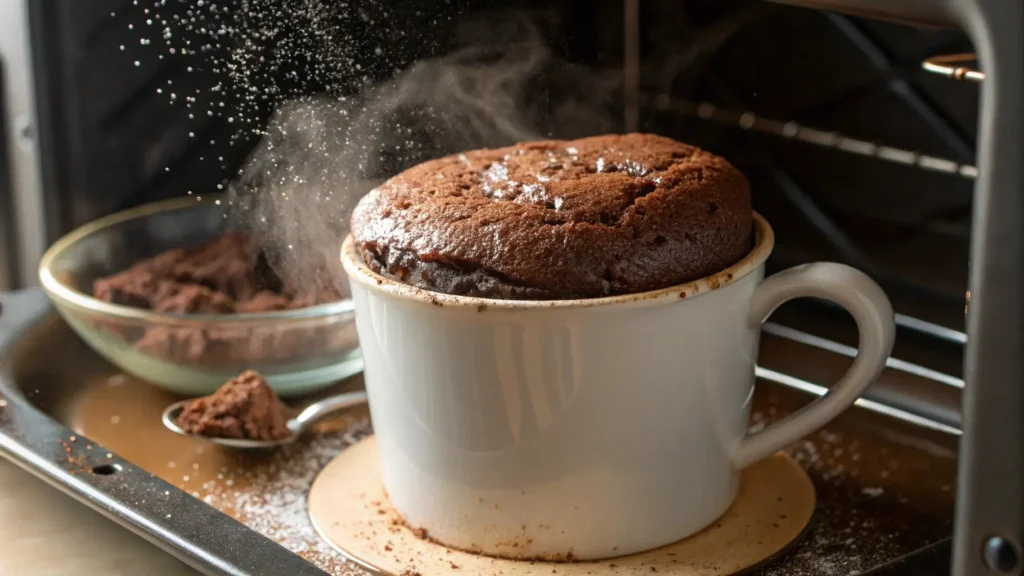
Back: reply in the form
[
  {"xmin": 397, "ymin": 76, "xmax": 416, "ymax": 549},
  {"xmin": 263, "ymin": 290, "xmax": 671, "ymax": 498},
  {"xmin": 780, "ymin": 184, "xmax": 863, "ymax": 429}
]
[
  {"xmin": 25, "ymin": 0, "xmax": 972, "ymax": 421},
  {"xmin": 29, "ymin": 0, "xmax": 976, "ymax": 334},
  {"xmin": 5, "ymin": 0, "xmax": 982, "ymax": 573}
]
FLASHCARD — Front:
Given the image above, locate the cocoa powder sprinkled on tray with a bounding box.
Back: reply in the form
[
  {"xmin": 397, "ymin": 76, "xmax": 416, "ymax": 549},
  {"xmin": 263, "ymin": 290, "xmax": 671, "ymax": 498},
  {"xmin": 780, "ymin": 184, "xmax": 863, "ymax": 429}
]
[{"xmin": 225, "ymin": 421, "xmax": 372, "ymax": 572}]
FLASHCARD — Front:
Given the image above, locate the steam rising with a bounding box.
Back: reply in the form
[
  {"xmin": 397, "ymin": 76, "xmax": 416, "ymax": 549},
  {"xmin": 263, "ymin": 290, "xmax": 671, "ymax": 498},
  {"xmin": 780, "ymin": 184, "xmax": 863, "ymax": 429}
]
[
  {"xmin": 125, "ymin": 1, "xmax": 618, "ymax": 299},
  {"xmin": 227, "ymin": 15, "xmax": 619, "ymax": 299}
]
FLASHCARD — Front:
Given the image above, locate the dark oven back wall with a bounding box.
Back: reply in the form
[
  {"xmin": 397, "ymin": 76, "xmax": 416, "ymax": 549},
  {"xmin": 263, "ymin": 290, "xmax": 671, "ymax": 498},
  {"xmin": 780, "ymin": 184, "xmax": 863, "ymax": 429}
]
[
  {"xmin": 30, "ymin": 0, "xmax": 499, "ymax": 234},
  {"xmin": 637, "ymin": 0, "xmax": 976, "ymax": 337},
  {"xmin": 32, "ymin": 0, "xmax": 974, "ymax": 337},
  {"xmin": 31, "ymin": 0, "xmax": 254, "ymax": 234}
]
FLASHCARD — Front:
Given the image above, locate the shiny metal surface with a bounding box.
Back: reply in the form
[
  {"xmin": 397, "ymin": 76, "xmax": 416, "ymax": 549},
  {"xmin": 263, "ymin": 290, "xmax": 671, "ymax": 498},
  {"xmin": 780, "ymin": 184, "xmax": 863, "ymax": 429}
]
[
  {"xmin": 0, "ymin": 0, "xmax": 47, "ymax": 289},
  {"xmin": 761, "ymin": 2, "xmax": 1024, "ymax": 571},
  {"xmin": 922, "ymin": 53, "xmax": 985, "ymax": 83},
  {"xmin": 0, "ymin": 290, "xmax": 326, "ymax": 576},
  {"xmin": 646, "ymin": 96, "xmax": 979, "ymax": 180},
  {"xmin": 950, "ymin": 2, "xmax": 1024, "ymax": 574}
]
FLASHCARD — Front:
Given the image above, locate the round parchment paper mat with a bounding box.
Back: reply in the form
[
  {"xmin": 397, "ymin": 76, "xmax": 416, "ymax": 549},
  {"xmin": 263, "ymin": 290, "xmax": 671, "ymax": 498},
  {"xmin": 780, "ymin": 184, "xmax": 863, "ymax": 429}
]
[{"xmin": 308, "ymin": 437, "xmax": 815, "ymax": 576}]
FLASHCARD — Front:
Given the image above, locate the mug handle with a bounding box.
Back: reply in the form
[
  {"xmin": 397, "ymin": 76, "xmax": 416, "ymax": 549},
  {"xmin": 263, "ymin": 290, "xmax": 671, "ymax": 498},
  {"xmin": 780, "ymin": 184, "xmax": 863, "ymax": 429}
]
[{"xmin": 731, "ymin": 262, "xmax": 896, "ymax": 470}]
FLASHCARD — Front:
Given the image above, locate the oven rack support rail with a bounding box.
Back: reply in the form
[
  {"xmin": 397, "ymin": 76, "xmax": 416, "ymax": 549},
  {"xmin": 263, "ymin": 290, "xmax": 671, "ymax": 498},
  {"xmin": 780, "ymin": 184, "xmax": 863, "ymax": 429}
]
[
  {"xmin": 764, "ymin": 1, "xmax": 1023, "ymax": 575},
  {"xmin": 639, "ymin": 5, "xmax": 980, "ymax": 330},
  {"xmin": 923, "ymin": 53, "xmax": 985, "ymax": 83}
]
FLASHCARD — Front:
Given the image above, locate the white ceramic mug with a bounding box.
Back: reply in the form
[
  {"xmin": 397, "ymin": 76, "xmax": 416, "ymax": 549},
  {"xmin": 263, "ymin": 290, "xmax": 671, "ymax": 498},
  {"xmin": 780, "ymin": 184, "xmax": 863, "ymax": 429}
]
[{"xmin": 340, "ymin": 212, "xmax": 895, "ymax": 561}]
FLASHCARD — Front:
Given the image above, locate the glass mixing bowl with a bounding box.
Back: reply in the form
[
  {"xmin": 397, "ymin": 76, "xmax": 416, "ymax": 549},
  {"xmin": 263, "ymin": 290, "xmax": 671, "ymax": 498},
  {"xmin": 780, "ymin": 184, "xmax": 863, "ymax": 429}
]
[{"xmin": 38, "ymin": 196, "xmax": 362, "ymax": 397}]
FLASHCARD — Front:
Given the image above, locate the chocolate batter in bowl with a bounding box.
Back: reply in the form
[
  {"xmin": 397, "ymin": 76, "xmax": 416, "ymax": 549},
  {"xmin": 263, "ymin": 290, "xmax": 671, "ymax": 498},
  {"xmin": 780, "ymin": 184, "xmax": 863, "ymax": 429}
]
[{"xmin": 38, "ymin": 195, "xmax": 362, "ymax": 397}]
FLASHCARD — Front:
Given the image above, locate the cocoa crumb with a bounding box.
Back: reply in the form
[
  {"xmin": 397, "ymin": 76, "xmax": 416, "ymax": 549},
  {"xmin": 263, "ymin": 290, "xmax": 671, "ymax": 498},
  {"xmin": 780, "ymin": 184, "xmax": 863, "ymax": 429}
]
[
  {"xmin": 175, "ymin": 370, "xmax": 291, "ymax": 441},
  {"xmin": 93, "ymin": 233, "xmax": 341, "ymax": 313},
  {"xmin": 92, "ymin": 234, "xmax": 348, "ymax": 367}
]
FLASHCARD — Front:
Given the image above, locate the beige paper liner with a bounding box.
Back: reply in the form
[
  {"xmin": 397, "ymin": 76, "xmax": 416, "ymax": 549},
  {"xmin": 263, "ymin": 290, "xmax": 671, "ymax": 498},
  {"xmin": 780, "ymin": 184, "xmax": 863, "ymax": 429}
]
[{"xmin": 308, "ymin": 437, "xmax": 815, "ymax": 576}]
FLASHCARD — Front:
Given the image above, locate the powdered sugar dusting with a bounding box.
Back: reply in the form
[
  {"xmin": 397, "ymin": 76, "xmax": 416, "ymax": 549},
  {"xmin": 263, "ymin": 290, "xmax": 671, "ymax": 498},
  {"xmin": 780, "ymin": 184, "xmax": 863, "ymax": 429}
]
[
  {"xmin": 748, "ymin": 392, "xmax": 954, "ymax": 576},
  {"xmin": 211, "ymin": 419, "xmax": 373, "ymax": 574}
]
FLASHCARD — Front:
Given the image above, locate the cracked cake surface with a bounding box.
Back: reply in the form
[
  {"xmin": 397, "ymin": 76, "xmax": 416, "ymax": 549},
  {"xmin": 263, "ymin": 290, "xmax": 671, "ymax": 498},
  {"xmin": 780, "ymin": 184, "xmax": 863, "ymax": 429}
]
[{"xmin": 350, "ymin": 133, "xmax": 752, "ymax": 300}]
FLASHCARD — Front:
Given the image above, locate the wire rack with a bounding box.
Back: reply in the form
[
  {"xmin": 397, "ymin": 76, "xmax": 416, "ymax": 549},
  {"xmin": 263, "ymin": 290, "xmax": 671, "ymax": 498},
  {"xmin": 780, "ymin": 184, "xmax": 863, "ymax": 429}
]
[
  {"xmin": 922, "ymin": 53, "xmax": 984, "ymax": 83},
  {"xmin": 629, "ymin": 7, "xmax": 974, "ymax": 440},
  {"xmin": 647, "ymin": 95, "xmax": 979, "ymax": 180}
]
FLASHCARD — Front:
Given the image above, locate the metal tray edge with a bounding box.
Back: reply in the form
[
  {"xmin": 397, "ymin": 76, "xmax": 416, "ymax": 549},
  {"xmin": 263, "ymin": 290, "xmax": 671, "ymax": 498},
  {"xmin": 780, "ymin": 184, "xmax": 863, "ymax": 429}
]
[{"xmin": 0, "ymin": 288, "xmax": 327, "ymax": 576}]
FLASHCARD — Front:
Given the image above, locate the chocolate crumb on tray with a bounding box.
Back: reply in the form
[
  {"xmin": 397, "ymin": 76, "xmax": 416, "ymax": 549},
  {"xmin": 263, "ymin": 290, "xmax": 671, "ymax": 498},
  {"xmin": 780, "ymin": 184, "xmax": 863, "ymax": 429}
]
[{"xmin": 176, "ymin": 370, "xmax": 292, "ymax": 441}]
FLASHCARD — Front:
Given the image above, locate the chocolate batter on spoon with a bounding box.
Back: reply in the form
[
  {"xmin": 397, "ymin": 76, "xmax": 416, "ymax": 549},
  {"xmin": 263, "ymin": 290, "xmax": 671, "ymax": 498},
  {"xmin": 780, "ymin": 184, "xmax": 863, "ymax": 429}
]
[{"xmin": 163, "ymin": 370, "xmax": 368, "ymax": 449}]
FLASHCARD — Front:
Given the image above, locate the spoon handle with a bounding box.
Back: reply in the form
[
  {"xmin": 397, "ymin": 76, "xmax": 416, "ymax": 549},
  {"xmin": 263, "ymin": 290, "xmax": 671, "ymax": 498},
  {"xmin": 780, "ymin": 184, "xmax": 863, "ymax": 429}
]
[{"xmin": 294, "ymin": 390, "xmax": 369, "ymax": 428}]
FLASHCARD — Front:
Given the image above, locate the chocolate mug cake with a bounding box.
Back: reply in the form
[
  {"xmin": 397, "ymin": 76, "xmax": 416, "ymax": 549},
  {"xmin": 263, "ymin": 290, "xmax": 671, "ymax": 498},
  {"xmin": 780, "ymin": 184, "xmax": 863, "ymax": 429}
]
[
  {"xmin": 350, "ymin": 133, "xmax": 752, "ymax": 299},
  {"xmin": 342, "ymin": 133, "xmax": 895, "ymax": 560}
]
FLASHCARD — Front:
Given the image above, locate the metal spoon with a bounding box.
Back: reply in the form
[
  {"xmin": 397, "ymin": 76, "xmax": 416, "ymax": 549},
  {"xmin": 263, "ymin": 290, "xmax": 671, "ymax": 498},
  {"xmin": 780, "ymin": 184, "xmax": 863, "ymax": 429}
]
[{"xmin": 161, "ymin": 390, "xmax": 369, "ymax": 449}]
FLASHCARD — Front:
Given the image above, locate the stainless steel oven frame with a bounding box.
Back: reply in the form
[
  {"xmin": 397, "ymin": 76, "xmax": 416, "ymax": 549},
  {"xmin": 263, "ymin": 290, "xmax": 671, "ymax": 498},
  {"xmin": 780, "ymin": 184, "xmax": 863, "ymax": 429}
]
[
  {"xmin": 763, "ymin": 1, "xmax": 1023, "ymax": 574},
  {"xmin": 0, "ymin": 0, "xmax": 48, "ymax": 291}
]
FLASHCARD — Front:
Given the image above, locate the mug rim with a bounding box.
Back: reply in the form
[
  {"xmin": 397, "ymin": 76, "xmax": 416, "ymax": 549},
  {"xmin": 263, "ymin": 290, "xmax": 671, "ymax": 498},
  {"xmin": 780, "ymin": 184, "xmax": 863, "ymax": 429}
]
[{"xmin": 341, "ymin": 211, "xmax": 775, "ymax": 310}]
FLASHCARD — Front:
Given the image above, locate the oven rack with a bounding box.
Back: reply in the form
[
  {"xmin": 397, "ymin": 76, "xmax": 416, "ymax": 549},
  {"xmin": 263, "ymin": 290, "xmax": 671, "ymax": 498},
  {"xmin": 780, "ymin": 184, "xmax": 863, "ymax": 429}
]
[
  {"xmin": 635, "ymin": 8, "xmax": 978, "ymax": 351},
  {"xmin": 922, "ymin": 53, "xmax": 984, "ymax": 84},
  {"xmin": 646, "ymin": 95, "xmax": 978, "ymax": 180},
  {"xmin": 646, "ymin": 92, "xmax": 973, "ymax": 345},
  {"xmin": 755, "ymin": 3, "xmax": 1022, "ymax": 575},
  {"xmin": 635, "ymin": 8, "xmax": 1013, "ymax": 571}
]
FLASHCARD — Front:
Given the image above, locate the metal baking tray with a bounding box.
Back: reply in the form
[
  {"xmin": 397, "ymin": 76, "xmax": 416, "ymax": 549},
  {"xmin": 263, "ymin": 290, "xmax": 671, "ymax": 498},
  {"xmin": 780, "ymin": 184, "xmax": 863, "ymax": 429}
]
[{"xmin": 0, "ymin": 288, "xmax": 958, "ymax": 576}]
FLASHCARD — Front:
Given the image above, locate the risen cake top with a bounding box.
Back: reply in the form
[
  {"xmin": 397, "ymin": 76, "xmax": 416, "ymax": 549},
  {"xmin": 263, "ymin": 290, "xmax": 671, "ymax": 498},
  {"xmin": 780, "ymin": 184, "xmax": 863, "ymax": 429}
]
[{"xmin": 350, "ymin": 133, "xmax": 753, "ymax": 300}]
